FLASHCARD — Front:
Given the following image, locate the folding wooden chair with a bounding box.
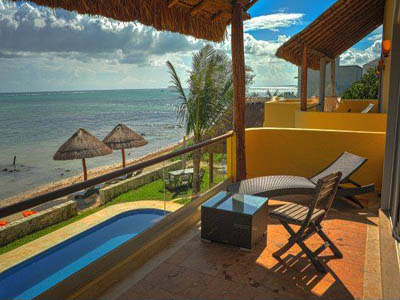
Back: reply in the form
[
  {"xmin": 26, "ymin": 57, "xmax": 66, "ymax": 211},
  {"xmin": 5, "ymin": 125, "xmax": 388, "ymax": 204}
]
[{"xmin": 269, "ymin": 172, "xmax": 343, "ymax": 273}]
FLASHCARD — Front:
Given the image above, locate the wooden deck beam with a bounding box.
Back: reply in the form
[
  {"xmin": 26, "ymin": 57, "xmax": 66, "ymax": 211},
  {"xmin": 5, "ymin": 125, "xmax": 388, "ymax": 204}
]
[
  {"xmin": 300, "ymin": 44, "xmax": 308, "ymax": 111},
  {"xmin": 319, "ymin": 57, "xmax": 327, "ymax": 112},
  {"xmin": 330, "ymin": 59, "xmax": 336, "ymax": 97},
  {"xmin": 231, "ymin": 2, "xmax": 247, "ymax": 182}
]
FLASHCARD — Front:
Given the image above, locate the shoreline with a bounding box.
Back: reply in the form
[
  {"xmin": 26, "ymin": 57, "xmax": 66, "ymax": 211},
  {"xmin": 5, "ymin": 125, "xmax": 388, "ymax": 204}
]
[{"xmin": 0, "ymin": 139, "xmax": 187, "ymax": 209}]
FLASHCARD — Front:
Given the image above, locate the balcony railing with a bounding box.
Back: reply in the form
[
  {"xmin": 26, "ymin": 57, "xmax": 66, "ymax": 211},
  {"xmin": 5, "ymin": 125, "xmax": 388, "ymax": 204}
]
[{"xmin": 0, "ymin": 132, "xmax": 232, "ymax": 218}]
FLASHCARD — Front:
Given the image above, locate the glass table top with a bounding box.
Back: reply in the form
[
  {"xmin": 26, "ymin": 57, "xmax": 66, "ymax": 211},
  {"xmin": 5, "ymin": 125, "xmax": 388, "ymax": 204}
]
[{"xmin": 202, "ymin": 191, "xmax": 268, "ymax": 215}]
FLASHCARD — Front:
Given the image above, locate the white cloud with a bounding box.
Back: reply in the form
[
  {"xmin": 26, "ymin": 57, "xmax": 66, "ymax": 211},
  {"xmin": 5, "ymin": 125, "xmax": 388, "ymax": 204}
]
[
  {"xmin": 368, "ymin": 33, "xmax": 382, "ymax": 41},
  {"xmin": 0, "ymin": 1, "xmax": 204, "ymax": 65},
  {"xmin": 341, "ymin": 39, "xmax": 381, "ymax": 66},
  {"xmin": 0, "ymin": 1, "xmax": 303, "ymax": 91},
  {"xmin": 244, "ymin": 13, "xmax": 304, "ymax": 32}
]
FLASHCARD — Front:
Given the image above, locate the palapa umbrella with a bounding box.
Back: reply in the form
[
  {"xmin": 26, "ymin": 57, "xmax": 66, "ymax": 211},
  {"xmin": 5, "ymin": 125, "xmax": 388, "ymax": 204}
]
[
  {"xmin": 53, "ymin": 128, "xmax": 112, "ymax": 181},
  {"xmin": 103, "ymin": 123, "xmax": 148, "ymax": 168}
]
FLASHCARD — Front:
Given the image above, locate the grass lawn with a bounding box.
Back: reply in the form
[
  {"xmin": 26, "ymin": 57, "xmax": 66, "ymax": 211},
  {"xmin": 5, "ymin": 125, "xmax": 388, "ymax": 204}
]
[
  {"xmin": 113, "ymin": 166, "xmax": 226, "ymax": 205},
  {"xmin": 0, "ymin": 166, "xmax": 226, "ymax": 255}
]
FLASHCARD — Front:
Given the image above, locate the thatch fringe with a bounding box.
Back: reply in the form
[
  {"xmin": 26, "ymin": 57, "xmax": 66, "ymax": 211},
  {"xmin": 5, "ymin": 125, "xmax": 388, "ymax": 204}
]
[
  {"xmin": 276, "ymin": 0, "xmax": 385, "ymax": 70},
  {"xmin": 103, "ymin": 123, "xmax": 148, "ymax": 150},
  {"xmin": 9, "ymin": 0, "xmax": 255, "ymax": 42},
  {"xmin": 204, "ymin": 98, "xmax": 267, "ymax": 153},
  {"xmin": 54, "ymin": 128, "xmax": 112, "ymax": 160}
]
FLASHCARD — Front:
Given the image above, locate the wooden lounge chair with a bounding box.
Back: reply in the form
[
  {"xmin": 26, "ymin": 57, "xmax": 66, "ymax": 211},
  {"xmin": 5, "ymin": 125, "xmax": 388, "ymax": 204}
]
[
  {"xmin": 227, "ymin": 152, "xmax": 375, "ymax": 208},
  {"xmin": 269, "ymin": 172, "xmax": 342, "ymax": 273}
]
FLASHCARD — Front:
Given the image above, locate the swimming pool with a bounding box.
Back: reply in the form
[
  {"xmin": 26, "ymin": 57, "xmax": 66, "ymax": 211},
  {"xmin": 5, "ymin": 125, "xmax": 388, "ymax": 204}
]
[{"xmin": 0, "ymin": 209, "xmax": 166, "ymax": 300}]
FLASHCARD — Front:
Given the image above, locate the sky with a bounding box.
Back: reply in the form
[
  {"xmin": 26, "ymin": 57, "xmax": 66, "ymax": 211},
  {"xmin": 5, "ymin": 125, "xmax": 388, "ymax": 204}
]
[{"xmin": 0, "ymin": 0, "xmax": 382, "ymax": 92}]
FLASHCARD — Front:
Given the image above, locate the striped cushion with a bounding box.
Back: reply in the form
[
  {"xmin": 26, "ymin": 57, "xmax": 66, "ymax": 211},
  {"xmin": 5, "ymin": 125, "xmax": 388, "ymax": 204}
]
[{"xmin": 227, "ymin": 175, "xmax": 316, "ymax": 197}]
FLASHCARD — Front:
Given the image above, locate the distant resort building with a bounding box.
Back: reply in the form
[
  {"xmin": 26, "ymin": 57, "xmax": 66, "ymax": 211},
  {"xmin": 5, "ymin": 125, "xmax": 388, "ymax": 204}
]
[
  {"xmin": 362, "ymin": 58, "xmax": 380, "ymax": 74},
  {"xmin": 297, "ymin": 57, "xmax": 363, "ymax": 97}
]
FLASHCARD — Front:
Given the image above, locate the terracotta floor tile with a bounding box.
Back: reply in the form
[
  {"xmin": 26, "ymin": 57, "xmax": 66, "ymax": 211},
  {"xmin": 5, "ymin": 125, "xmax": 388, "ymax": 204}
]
[{"xmin": 100, "ymin": 196, "xmax": 380, "ymax": 300}]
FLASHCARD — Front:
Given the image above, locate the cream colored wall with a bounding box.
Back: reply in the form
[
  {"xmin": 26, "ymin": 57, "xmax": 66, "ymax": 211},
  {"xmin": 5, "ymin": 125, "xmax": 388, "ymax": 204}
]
[
  {"xmin": 382, "ymin": 0, "xmax": 396, "ymax": 112},
  {"xmin": 295, "ymin": 111, "xmax": 387, "ymax": 132},
  {"xmin": 227, "ymin": 128, "xmax": 385, "ymax": 190}
]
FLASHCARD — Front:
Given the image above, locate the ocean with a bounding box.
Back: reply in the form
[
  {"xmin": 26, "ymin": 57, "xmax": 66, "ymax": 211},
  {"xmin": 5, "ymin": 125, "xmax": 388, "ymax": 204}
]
[
  {"xmin": 0, "ymin": 86, "xmax": 297, "ymax": 202},
  {"xmin": 0, "ymin": 89, "xmax": 185, "ymax": 201}
]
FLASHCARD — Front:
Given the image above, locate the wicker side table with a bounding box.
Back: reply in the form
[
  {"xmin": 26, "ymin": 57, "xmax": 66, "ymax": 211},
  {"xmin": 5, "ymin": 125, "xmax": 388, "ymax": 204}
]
[{"xmin": 201, "ymin": 191, "xmax": 268, "ymax": 250}]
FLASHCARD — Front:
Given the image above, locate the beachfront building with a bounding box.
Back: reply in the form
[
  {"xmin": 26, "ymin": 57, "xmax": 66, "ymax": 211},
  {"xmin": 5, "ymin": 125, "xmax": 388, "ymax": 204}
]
[
  {"xmin": 1, "ymin": 0, "xmax": 400, "ymax": 299},
  {"xmin": 363, "ymin": 58, "xmax": 380, "ymax": 74},
  {"xmin": 297, "ymin": 57, "xmax": 363, "ymax": 98}
]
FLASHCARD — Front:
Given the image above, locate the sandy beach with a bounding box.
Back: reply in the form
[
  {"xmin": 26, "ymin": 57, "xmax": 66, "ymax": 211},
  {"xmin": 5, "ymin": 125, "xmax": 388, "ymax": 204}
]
[{"xmin": 0, "ymin": 139, "xmax": 186, "ymax": 209}]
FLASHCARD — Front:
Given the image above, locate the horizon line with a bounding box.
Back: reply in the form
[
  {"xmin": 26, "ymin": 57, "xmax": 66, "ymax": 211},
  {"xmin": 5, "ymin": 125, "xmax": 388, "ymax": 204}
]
[{"xmin": 0, "ymin": 85, "xmax": 298, "ymax": 94}]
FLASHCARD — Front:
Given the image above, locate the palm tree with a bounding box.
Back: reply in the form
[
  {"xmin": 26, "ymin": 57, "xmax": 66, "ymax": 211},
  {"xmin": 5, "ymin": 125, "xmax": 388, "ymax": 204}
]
[{"xmin": 166, "ymin": 45, "xmax": 234, "ymax": 195}]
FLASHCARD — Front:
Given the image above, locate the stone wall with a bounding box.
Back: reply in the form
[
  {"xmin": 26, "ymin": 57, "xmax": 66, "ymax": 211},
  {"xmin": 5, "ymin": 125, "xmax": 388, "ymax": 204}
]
[
  {"xmin": 0, "ymin": 200, "xmax": 77, "ymax": 247},
  {"xmin": 100, "ymin": 160, "xmax": 182, "ymax": 204}
]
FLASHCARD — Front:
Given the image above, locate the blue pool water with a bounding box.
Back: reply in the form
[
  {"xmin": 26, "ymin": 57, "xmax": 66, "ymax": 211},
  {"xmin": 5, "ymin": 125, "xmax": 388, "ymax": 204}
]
[{"xmin": 0, "ymin": 209, "xmax": 166, "ymax": 300}]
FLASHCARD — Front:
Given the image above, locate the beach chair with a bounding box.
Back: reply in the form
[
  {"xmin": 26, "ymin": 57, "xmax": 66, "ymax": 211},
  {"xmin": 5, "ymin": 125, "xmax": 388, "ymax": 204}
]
[
  {"xmin": 73, "ymin": 184, "xmax": 103, "ymax": 199},
  {"xmin": 269, "ymin": 172, "xmax": 343, "ymax": 273},
  {"xmin": 361, "ymin": 103, "xmax": 375, "ymax": 113},
  {"xmin": 107, "ymin": 169, "xmax": 143, "ymax": 185},
  {"xmin": 227, "ymin": 152, "xmax": 375, "ymax": 208}
]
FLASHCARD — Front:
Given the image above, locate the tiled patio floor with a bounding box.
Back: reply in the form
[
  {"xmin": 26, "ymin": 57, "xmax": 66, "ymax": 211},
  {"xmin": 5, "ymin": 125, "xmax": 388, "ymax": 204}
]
[{"xmin": 101, "ymin": 195, "xmax": 381, "ymax": 300}]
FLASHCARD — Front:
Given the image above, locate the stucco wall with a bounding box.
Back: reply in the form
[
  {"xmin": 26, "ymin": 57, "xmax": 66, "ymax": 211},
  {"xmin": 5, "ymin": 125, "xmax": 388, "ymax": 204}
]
[
  {"xmin": 263, "ymin": 100, "xmax": 318, "ymax": 128},
  {"xmin": 227, "ymin": 128, "xmax": 385, "ymax": 190},
  {"xmin": 295, "ymin": 111, "xmax": 387, "ymax": 132},
  {"xmin": 336, "ymin": 99, "xmax": 379, "ymax": 113},
  {"xmin": 0, "ymin": 200, "xmax": 77, "ymax": 247}
]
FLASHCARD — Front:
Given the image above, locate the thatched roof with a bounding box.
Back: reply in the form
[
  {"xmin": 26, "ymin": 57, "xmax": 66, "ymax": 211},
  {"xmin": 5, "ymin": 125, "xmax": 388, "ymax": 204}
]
[
  {"xmin": 53, "ymin": 128, "xmax": 112, "ymax": 160},
  {"xmin": 207, "ymin": 97, "xmax": 266, "ymax": 138},
  {"xmin": 276, "ymin": 0, "xmax": 385, "ymax": 70},
  {"xmin": 204, "ymin": 98, "xmax": 267, "ymax": 153},
  {"xmin": 103, "ymin": 123, "xmax": 148, "ymax": 150},
  {"xmin": 13, "ymin": 0, "xmax": 257, "ymax": 42}
]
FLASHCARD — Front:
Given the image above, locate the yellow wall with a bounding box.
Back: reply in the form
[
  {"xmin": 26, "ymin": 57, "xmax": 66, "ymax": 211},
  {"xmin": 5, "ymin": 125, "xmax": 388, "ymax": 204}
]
[
  {"xmin": 382, "ymin": 0, "xmax": 396, "ymax": 112},
  {"xmin": 228, "ymin": 128, "xmax": 385, "ymax": 190},
  {"xmin": 335, "ymin": 99, "xmax": 379, "ymax": 113},
  {"xmin": 263, "ymin": 101, "xmax": 317, "ymax": 128},
  {"xmin": 295, "ymin": 111, "xmax": 387, "ymax": 132}
]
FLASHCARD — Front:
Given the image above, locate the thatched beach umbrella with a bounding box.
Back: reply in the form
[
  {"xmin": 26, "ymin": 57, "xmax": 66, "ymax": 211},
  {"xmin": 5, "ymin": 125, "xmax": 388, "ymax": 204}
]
[
  {"xmin": 103, "ymin": 124, "xmax": 148, "ymax": 168},
  {"xmin": 53, "ymin": 128, "xmax": 112, "ymax": 181}
]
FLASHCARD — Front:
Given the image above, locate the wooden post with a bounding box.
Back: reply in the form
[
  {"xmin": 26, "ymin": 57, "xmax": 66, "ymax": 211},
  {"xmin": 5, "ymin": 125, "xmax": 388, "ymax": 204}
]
[
  {"xmin": 319, "ymin": 57, "xmax": 327, "ymax": 112},
  {"xmin": 82, "ymin": 158, "xmax": 87, "ymax": 181},
  {"xmin": 300, "ymin": 44, "xmax": 308, "ymax": 111},
  {"xmin": 209, "ymin": 151, "xmax": 214, "ymax": 187},
  {"xmin": 330, "ymin": 59, "xmax": 336, "ymax": 97},
  {"xmin": 121, "ymin": 148, "xmax": 126, "ymax": 168},
  {"xmin": 231, "ymin": 2, "xmax": 247, "ymax": 182}
]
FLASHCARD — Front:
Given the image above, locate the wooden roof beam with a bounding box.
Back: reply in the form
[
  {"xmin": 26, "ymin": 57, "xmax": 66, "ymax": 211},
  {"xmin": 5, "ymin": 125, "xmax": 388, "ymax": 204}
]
[
  {"xmin": 305, "ymin": 46, "xmax": 334, "ymax": 62},
  {"xmin": 212, "ymin": 10, "xmax": 250, "ymax": 22},
  {"xmin": 191, "ymin": 0, "xmax": 209, "ymax": 16},
  {"xmin": 167, "ymin": 0, "xmax": 180, "ymax": 8}
]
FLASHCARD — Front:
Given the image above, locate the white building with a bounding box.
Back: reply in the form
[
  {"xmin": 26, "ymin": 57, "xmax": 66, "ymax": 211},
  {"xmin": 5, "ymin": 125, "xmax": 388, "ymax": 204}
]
[
  {"xmin": 297, "ymin": 57, "xmax": 362, "ymax": 97},
  {"xmin": 363, "ymin": 58, "xmax": 380, "ymax": 74}
]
